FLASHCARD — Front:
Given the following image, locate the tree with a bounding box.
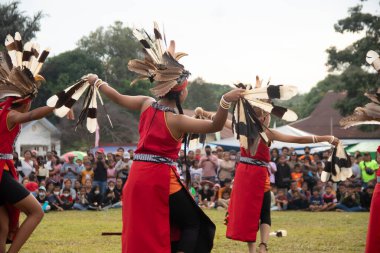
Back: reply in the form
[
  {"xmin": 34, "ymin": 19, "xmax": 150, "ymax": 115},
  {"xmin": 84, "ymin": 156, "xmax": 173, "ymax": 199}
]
[
  {"xmin": 0, "ymin": 1, "xmax": 44, "ymax": 48},
  {"xmin": 326, "ymin": 1, "xmax": 380, "ymax": 115},
  {"xmin": 77, "ymin": 21, "xmax": 141, "ymax": 86}
]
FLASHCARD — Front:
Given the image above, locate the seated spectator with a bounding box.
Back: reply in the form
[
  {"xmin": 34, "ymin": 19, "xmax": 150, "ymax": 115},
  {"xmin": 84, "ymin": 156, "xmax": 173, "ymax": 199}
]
[
  {"xmin": 212, "ymin": 184, "xmax": 221, "ymax": 207},
  {"xmin": 199, "ymin": 181, "xmax": 214, "ymax": 208},
  {"xmin": 217, "ymin": 188, "xmax": 231, "ymax": 210},
  {"xmin": 47, "ymin": 185, "xmax": 64, "ymax": 211},
  {"xmin": 287, "ymin": 181, "xmax": 308, "ymax": 210},
  {"xmin": 190, "ymin": 160, "xmax": 203, "ymax": 182},
  {"xmin": 336, "ymin": 184, "xmax": 365, "ymax": 212},
  {"xmin": 107, "ymin": 154, "xmax": 117, "ymax": 184},
  {"xmin": 360, "ymin": 185, "xmax": 374, "ymax": 211},
  {"xmin": 301, "ymin": 182, "xmax": 311, "ymax": 201},
  {"xmin": 336, "ymin": 182, "xmax": 347, "ymax": 202},
  {"xmin": 218, "ymin": 178, "xmax": 232, "ymax": 199},
  {"xmin": 25, "ymin": 174, "xmax": 39, "ymax": 195},
  {"xmin": 35, "ymin": 186, "xmax": 51, "ymax": 213},
  {"xmin": 60, "ymin": 179, "xmax": 77, "ymax": 200},
  {"xmin": 309, "ymin": 187, "xmax": 324, "ymax": 211},
  {"xmin": 115, "ymin": 152, "xmax": 129, "ymax": 184},
  {"xmin": 304, "ymin": 165, "xmax": 319, "ymax": 190},
  {"xmin": 275, "ymin": 189, "xmax": 288, "ymax": 211},
  {"xmin": 81, "ymin": 161, "xmax": 94, "ymax": 185},
  {"xmin": 102, "ymin": 181, "xmax": 121, "ymax": 209},
  {"xmin": 88, "ymin": 185, "xmax": 103, "ymax": 211},
  {"xmin": 84, "ymin": 179, "xmax": 93, "ymax": 194},
  {"xmin": 287, "ymin": 151, "xmax": 298, "ymax": 171},
  {"xmin": 74, "ymin": 180, "xmax": 82, "ymax": 194},
  {"xmin": 60, "ymin": 188, "xmax": 74, "ymax": 210},
  {"xmin": 270, "ymin": 185, "xmax": 277, "ymax": 211},
  {"xmin": 190, "ymin": 181, "xmax": 200, "ymax": 204},
  {"xmin": 115, "ymin": 178, "xmax": 124, "ymax": 197},
  {"xmin": 46, "ymin": 182, "xmax": 55, "ymax": 195},
  {"xmin": 73, "ymin": 187, "xmax": 89, "ymax": 211},
  {"xmin": 322, "ymin": 185, "xmax": 337, "ymax": 211},
  {"xmin": 291, "ymin": 163, "xmax": 303, "ymax": 188}
]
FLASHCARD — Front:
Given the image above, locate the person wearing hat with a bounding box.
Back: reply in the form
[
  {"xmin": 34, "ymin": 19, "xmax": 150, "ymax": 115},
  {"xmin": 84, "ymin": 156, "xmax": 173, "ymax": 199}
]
[
  {"xmin": 35, "ymin": 186, "xmax": 50, "ymax": 213},
  {"xmin": 88, "ymin": 23, "xmax": 245, "ymax": 253}
]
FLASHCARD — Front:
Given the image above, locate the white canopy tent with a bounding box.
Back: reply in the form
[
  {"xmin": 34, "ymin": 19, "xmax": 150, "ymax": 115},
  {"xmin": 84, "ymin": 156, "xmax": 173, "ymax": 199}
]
[{"xmin": 210, "ymin": 125, "xmax": 332, "ymax": 153}]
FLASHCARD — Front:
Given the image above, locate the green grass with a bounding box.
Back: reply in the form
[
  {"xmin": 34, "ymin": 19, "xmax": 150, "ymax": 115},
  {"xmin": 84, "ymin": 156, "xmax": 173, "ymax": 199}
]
[{"xmin": 18, "ymin": 209, "xmax": 368, "ymax": 253}]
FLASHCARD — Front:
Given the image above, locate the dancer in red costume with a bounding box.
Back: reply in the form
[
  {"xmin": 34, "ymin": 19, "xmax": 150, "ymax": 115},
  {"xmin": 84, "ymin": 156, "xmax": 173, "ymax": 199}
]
[
  {"xmin": 0, "ymin": 32, "xmax": 74, "ymax": 253},
  {"xmin": 197, "ymin": 102, "xmax": 339, "ymax": 253},
  {"xmin": 340, "ymin": 50, "xmax": 380, "ymax": 253},
  {"xmin": 89, "ymin": 23, "xmax": 245, "ymax": 253}
]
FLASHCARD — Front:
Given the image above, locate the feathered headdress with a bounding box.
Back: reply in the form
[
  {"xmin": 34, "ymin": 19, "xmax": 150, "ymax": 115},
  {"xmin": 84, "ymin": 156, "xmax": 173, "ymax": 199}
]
[
  {"xmin": 340, "ymin": 50, "xmax": 380, "ymax": 128},
  {"xmin": 128, "ymin": 22, "xmax": 190, "ymax": 97},
  {"xmin": 232, "ymin": 76, "xmax": 298, "ymax": 155},
  {"xmin": 0, "ymin": 32, "xmax": 50, "ymax": 102}
]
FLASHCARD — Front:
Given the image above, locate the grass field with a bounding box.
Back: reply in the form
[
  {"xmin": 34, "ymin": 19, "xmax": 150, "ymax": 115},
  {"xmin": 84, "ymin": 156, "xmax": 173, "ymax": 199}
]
[{"xmin": 17, "ymin": 209, "xmax": 368, "ymax": 253}]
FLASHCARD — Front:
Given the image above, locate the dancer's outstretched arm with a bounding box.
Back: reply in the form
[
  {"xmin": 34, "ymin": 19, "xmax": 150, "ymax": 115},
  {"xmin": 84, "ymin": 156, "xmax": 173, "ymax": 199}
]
[
  {"xmin": 8, "ymin": 106, "xmax": 55, "ymax": 125},
  {"xmin": 266, "ymin": 130, "xmax": 339, "ymax": 146},
  {"xmin": 88, "ymin": 74, "xmax": 153, "ymax": 112}
]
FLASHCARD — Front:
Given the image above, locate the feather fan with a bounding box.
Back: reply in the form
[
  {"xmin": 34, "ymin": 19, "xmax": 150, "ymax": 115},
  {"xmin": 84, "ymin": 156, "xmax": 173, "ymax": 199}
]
[{"xmin": 321, "ymin": 143, "xmax": 352, "ymax": 182}]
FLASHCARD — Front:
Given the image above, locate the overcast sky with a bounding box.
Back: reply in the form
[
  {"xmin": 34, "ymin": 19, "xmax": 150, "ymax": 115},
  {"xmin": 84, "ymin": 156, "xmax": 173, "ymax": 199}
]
[{"xmin": 18, "ymin": 0, "xmax": 378, "ymax": 93}]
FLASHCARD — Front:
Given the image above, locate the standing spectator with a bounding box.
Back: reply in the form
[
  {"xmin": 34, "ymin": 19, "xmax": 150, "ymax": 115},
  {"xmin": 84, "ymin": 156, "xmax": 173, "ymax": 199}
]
[
  {"xmin": 309, "ymin": 187, "xmax": 324, "ymax": 211},
  {"xmin": 291, "ymin": 163, "xmax": 303, "ymax": 188},
  {"xmin": 359, "ymin": 152, "xmax": 379, "ymax": 187},
  {"xmin": 218, "ymin": 152, "xmax": 235, "ymax": 186},
  {"xmin": 127, "ymin": 149, "xmax": 134, "ymax": 161},
  {"xmin": 36, "ymin": 156, "xmax": 49, "ymax": 183},
  {"xmin": 44, "ymin": 151, "xmax": 54, "ymax": 171},
  {"xmin": 60, "ymin": 155, "xmax": 80, "ymax": 187},
  {"xmin": 195, "ymin": 148, "xmax": 202, "ymax": 161},
  {"xmin": 216, "ymin": 146, "xmax": 224, "ymax": 160},
  {"xmin": 13, "ymin": 151, "xmax": 22, "ymax": 171},
  {"xmin": 287, "ymin": 152, "xmax": 298, "ymax": 170},
  {"xmin": 115, "ymin": 152, "xmax": 128, "ymax": 183},
  {"xmin": 200, "ymin": 145, "xmax": 218, "ymax": 183},
  {"xmin": 187, "ymin": 150, "xmax": 196, "ymax": 164},
  {"xmin": 275, "ymin": 155, "xmax": 292, "ymax": 190},
  {"xmin": 93, "ymin": 149, "xmax": 109, "ymax": 195},
  {"xmin": 268, "ymin": 161, "xmax": 277, "ymax": 185},
  {"xmin": 190, "ymin": 160, "xmax": 203, "ymax": 182},
  {"xmin": 270, "ymin": 148, "xmax": 280, "ymax": 163},
  {"xmin": 76, "ymin": 158, "xmax": 85, "ymax": 173},
  {"xmin": 299, "ymin": 146, "xmax": 315, "ymax": 162},
  {"xmin": 281, "ymin": 147, "xmax": 290, "ymax": 160},
  {"xmin": 48, "ymin": 155, "xmax": 62, "ymax": 184},
  {"xmin": 17, "ymin": 150, "xmax": 35, "ymax": 182},
  {"xmin": 107, "ymin": 153, "xmax": 116, "ymax": 167},
  {"xmin": 107, "ymin": 161, "xmax": 117, "ymax": 184},
  {"xmin": 351, "ymin": 155, "xmax": 362, "ymax": 180},
  {"xmin": 117, "ymin": 147, "xmax": 125, "ymax": 156},
  {"xmin": 87, "ymin": 152, "xmax": 95, "ymax": 163},
  {"xmin": 316, "ymin": 161, "xmax": 324, "ymax": 175},
  {"xmin": 304, "ymin": 165, "xmax": 320, "ymax": 190},
  {"xmin": 81, "ymin": 161, "xmax": 94, "ymax": 185}
]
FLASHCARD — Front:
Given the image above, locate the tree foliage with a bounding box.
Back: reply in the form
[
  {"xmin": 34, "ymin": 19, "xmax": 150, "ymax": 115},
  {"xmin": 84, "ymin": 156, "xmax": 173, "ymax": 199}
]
[{"xmin": 0, "ymin": 1, "xmax": 44, "ymax": 49}]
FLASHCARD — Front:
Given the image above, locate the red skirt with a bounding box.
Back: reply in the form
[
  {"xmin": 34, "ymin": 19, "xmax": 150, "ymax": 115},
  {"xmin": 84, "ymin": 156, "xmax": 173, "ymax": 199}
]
[
  {"xmin": 365, "ymin": 182, "xmax": 380, "ymax": 253},
  {"xmin": 226, "ymin": 162, "xmax": 267, "ymax": 242}
]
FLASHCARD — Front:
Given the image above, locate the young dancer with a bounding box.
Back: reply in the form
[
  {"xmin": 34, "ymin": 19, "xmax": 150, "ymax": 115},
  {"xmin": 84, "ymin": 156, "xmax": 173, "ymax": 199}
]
[
  {"xmin": 88, "ymin": 24, "xmax": 244, "ymax": 253},
  {"xmin": 197, "ymin": 100, "xmax": 339, "ymax": 253},
  {"xmin": 0, "ymin": 32, "xmax": 77, "ymax": 253}
]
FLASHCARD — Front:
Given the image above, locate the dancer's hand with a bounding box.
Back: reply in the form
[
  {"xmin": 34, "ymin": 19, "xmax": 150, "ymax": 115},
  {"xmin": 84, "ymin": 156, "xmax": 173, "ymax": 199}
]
[
  {"xmin": 87, "ymin": 74, "xmax": 98, "ymax": 85},
  {"xmin": 330, "ymin": 136, "xmax": 340, "ymax": 146},
  {"xmin": 223, "ymin": 88, "xmax": 245, "ymax": 102},
  {"xmin": 194, "ymin": 107, "xmax": 204, "ymax": 117}
]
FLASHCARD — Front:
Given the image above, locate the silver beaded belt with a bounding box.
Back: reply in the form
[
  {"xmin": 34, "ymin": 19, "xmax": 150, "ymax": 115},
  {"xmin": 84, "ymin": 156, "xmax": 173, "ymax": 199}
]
[
  {"xmin": 239, "ymin": 157, "xmax": 268, "ymax": 167},
  {"xmin": 0, "ymin": 153, "xmax": 13, "ymax": 160},
  {"xmin": 134, "ymin": 153, "xmax": 177, "ymax": 166}
]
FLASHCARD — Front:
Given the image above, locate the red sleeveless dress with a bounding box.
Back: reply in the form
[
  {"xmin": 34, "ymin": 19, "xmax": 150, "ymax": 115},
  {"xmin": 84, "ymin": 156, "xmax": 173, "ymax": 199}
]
[
  {"xmin": 0, "ymin": 109, "xmax": 21, "ymax": 241},
  {"xmin": 226, "ymin": 140, "xmax": 270, "ymax": 242}
]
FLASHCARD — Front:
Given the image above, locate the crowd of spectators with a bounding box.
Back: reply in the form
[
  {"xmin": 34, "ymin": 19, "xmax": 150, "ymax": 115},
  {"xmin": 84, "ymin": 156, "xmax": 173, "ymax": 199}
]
[{"xmin": 12, "ymin": 144, "xmax": 379, "ymax": 213}]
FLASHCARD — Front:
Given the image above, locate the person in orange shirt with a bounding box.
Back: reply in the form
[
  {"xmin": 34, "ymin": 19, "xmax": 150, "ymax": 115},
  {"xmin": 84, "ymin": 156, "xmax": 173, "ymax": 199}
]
[
  {"xmin": 298, "ymin": 146, "xmax": 315, "ymax": 162},
  {"xmin": 291, "ymin": 163, "xmax": 304, "ymax": 188},
  {"xmin": 81, "ymin": 162, "xmax": 94, "ymax": 185}
]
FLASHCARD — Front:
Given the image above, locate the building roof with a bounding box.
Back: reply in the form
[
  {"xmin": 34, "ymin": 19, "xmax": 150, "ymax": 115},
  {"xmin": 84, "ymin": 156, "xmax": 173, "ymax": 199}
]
[
  {"xmin": 22, "ymin": 118, "xmax": 61, "ymax": 137},
  {"xmin": 290, "ymin": 91, "xmax": 380, "ymax": 139}
]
